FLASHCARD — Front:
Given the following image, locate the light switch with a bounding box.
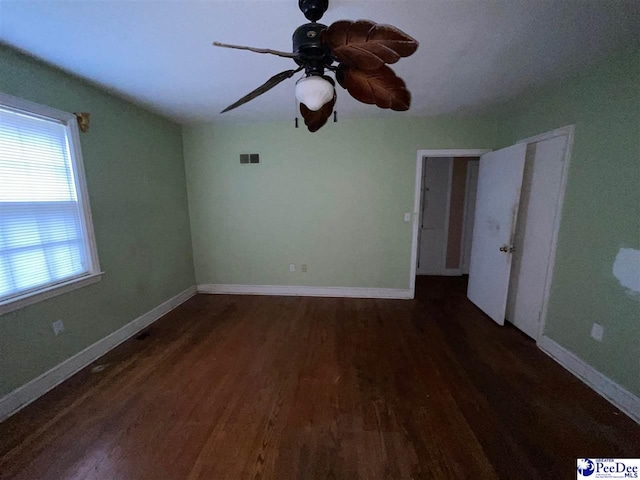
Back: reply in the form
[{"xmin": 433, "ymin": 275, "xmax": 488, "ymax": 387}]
[{"xmin": 404, "ymin": 212, "xmax": 412, "ymax": 223}]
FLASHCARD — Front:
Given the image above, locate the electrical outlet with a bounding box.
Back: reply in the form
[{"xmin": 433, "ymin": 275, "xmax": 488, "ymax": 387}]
[
  {"xmin": 591, "ymin": 323, "xmax": 604, "ymax": 342},
  {"xmin": 52, "ymin": 319, "xmax": 64, "ymax": 336},
  {"xmin": 289, "ymin": 263, "xmax": 295, "ymax": 272},
  {"xmin": 301, "ymin": 264, "xmax": 308, "ymax": 273},
  {"xmin": 404, "ymin": 212, "xmax": 412, "ymax": 223}
]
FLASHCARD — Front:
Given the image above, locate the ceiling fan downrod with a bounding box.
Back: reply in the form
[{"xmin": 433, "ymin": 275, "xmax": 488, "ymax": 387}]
[
  {"xmin": 295, "ymin": 0, "xmax": 332, "ymax": 76},
  {"xmin": 298, "ymin": 0, "xmax": 329, "ymax": 22}
]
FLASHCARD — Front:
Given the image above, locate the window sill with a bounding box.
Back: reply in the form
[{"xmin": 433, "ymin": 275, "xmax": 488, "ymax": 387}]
[{"xmin": 0, "ymin": 273, "xmax": 103, "ymax": 316}]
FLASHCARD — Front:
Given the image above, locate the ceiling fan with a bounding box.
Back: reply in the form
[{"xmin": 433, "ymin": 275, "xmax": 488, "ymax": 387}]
[{"xmin": 213, "ymin": 0, "xmax": 419, "ymax": 132}]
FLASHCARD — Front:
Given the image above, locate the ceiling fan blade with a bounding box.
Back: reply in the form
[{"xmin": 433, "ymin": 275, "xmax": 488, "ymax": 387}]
[
  {"xmin": 337, "ymin": 64, "xmax": 411, "ymax": 111},
  {"xmin": 322, "ymin": 20, "xmax": 418, "ymax": 71},
  {"xmin": 213, "ymin": 42, "xmax": 297, "ymax": 59},
  {"xmin": 221, "ymin": 68, "xmax": 303, "ymax": 113},
  {"xmin": 300, "ymin": 95, "xmax": 336, "ymax": 132}
]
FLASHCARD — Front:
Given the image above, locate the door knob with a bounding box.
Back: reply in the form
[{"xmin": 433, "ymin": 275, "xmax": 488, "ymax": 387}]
[{"xmin": 499, "ymin": 245, "xmax": 509, "ymax": 252}]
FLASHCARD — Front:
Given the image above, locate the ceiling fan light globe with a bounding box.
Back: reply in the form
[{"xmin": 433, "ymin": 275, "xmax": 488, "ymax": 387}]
[{"xmin": 295, "ymin": 76, "xmax": 334, "ymax": 111}]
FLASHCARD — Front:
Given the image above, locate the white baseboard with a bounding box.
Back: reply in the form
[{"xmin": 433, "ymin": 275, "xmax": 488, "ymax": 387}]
[
  {"xmin": 198, "ymin": 284, "xmax": 413, "ymax": 299},
  {"xmin": 442, "ymin": 269, "xmax": 462, "ymax": 276},
  {"xmin": 0, "ymin": 285, "xmax": 197, "ymax": 422},
  {"xmin": 537, "ymin": 335, "xmax": 640, "ymax": 424},
  {"xmin": 416, "ymin": 270, "xmax": 462, "ymax": 277}
]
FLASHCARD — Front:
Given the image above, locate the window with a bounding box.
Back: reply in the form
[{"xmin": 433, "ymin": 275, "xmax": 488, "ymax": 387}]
[{"xmin": 0, "ymin": 93, "xmax": 101, "ymax": 314}]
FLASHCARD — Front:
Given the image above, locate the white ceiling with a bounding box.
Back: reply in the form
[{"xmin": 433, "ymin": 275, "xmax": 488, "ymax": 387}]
[{"xmin": 0, "ymin": 0, "xmax": 638, "ymax": 124}]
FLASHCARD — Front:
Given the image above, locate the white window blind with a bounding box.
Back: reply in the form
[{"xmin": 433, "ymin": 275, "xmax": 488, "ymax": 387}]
[{"xmin": 0, "ymin": 105, "xmax": 92, "ymax": 303}]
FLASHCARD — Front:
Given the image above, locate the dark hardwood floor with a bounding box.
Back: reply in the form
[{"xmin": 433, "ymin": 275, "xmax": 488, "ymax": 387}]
[{"xmin": 1, "ymin": 276, "xmax": 638, "ymax": 479}]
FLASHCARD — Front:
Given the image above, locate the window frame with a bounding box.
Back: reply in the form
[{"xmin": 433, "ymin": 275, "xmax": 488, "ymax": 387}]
[{"xmin": 0, "ymin": 92, "xmax": 102, "ymax": 315}]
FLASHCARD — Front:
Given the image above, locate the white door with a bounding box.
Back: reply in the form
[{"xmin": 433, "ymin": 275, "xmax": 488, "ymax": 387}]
[
  {"xmin": 461, "ymin": 160, "xmax": 479, "ymax": 274},
  {"xmin": 506, "ymin": 135, "xmax": 567, "ymax": 338},
  {"xmin": 417, "ymin": 157, "xmax": 452, "ymax": 275},
  {"xmin": 467, "ymin": 144, "xmax": 527, "ymax": 324}
]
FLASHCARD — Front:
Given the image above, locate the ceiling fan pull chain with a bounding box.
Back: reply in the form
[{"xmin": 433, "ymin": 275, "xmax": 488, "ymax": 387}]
[{"xmin": 294, "ymin": 94, "xmax": 300, "ymax": 129}]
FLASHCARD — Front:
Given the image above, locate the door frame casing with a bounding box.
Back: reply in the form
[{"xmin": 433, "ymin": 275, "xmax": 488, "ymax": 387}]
[
  {"xmin": 410, "ymin": 149, "xmax": 491, "ymax": 298},
  {"xmin": 516, "ymin": 125, "xmax": 575, "ymax": 341}
]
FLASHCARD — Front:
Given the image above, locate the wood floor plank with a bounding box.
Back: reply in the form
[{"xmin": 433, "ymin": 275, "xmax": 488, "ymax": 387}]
[{"xmin": 1, "ymin": 277, "xmax": 638, "ymax": 479}]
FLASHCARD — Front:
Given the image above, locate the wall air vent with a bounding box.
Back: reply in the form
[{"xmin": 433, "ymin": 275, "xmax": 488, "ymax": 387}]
[{"xmin": 240, "ymin": 154, "xmax": 260, "ymax": 164}]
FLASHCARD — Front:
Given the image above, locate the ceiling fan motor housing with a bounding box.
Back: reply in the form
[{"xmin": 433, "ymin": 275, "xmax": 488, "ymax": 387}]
[{"xmin": 293, "ymin": 23, "xmax": 333, "ymax": 75}]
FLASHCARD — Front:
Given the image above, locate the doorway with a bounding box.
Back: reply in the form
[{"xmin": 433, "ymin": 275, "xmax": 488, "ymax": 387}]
[
  {"xmin": 409, "ymin": 149, "xmax": 490, "ymax": 297},
  {"xmin": 416, "ymin": 156, "xmax": 481, "ymax": 275},
  {"xmin": 461, "ymin": 160, "xmax": 479, "ymax": 275},
  {"xmin": 416, "ymin": 157, "xmax": 452, "ymax": 275},
  {"xmin": 466, "ymin": 126, "xmax": 574, "ymax": 340}
]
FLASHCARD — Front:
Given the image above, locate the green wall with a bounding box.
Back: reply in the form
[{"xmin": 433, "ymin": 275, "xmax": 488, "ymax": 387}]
[
  {"xmin": 0, "ymin": 47, "xmax": 195, "ymax": 396},
  {"xmin": 489, "ymin": 51, "xmax": 640, "ymax": 396},
  {"xmin": 183, "ymin": 117, "xmax": 496, "ymax": 290}
]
